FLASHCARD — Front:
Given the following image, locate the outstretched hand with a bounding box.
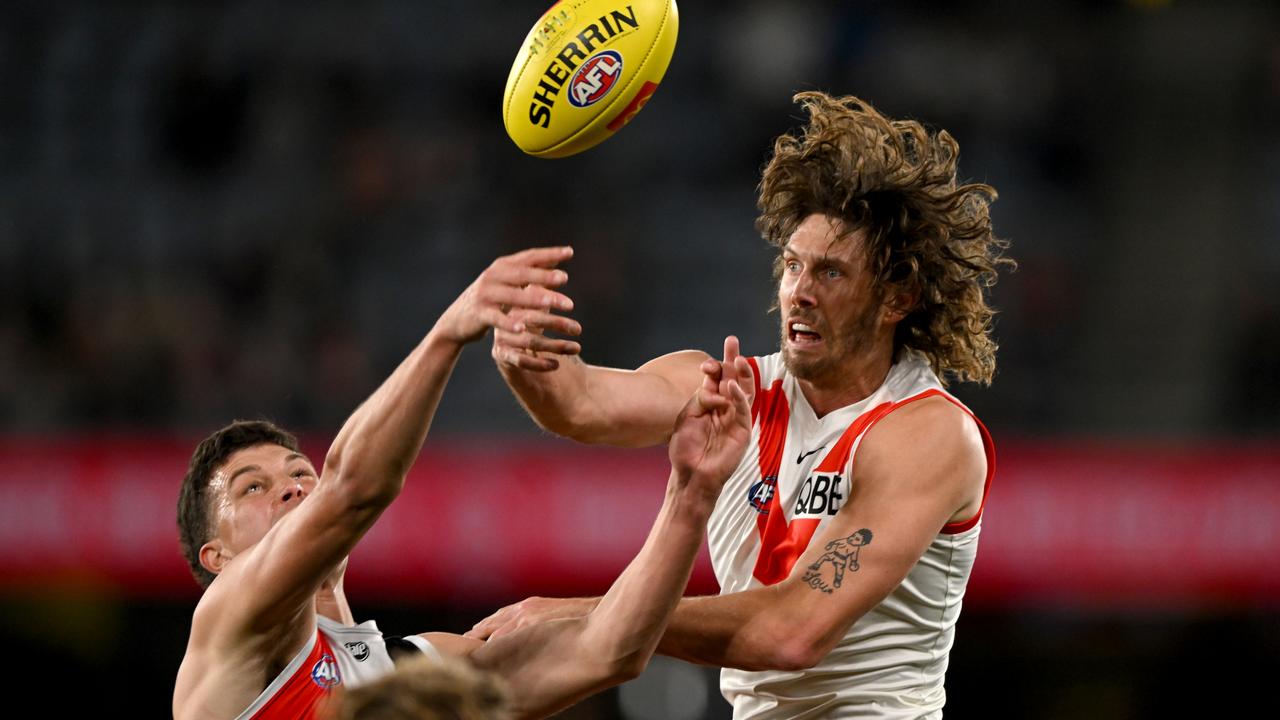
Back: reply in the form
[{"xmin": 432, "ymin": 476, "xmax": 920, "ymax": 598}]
[
  {"xmin": 488, "ymin": 248, "xmax": 585, "ymax": 372},
  {"xmin": 437, "ymin": 246, "xmax": 583, "ymax": 350},
  {"xmin": 667, "ymin": 336, "xmax": 753, "ymax": 492}
]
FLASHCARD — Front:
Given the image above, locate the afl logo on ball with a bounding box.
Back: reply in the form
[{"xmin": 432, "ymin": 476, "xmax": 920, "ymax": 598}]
[{"xmin": 568, "ymin": 50, "xmax": 623, "ymax": 108}]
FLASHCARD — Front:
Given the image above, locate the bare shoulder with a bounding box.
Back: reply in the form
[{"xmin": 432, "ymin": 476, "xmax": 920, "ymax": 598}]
[
  {"xmin": 866, "ymin": 395, "xmax": 983, "ymax": 458},
  {"xmin": 854, "ymin": 395, "xmax": 986, "ymax": 514},
  {"xmin": 174, "ymin": 575, "xmax": 317, "ymax": 719}
]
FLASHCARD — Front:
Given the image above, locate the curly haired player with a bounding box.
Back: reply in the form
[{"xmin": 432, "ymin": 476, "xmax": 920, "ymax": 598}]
[{"xmin": 475, "ymin": 92, "xmax": 1013, "ymax": 718}]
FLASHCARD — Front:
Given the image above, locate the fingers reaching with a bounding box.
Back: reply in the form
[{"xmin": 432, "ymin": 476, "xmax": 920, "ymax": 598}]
[
  {"xmin": 723, "ymin": 335, "xmax": 741, "ymax": 365},
  {"xmin": 442, "ymin": 245, "xmax": 580, "ymax": 351},
  {"xmin": 481, "ymin": 282, "xmax": 574, "ymax": 314},
  {"xmin": 505, "ymin": 245, "xmax": 574, "ymax": 269}
]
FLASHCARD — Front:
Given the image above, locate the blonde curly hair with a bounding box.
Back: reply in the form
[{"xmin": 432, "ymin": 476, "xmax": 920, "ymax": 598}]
[
  {"xmin": 757, "ymin": 91, "xmax": 1014, "ymax": 385},
  {"xmin": 335, "ymin": 655, "xmax": 511, "ymax": 720}
]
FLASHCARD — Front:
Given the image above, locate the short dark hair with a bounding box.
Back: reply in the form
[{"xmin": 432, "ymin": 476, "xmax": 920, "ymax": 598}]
[{"xmin": 177, "ymin": 419, "xmax": 300, "ymax": 588}]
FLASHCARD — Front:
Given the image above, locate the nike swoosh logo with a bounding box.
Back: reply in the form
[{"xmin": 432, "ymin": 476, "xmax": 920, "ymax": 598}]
[{"xmin": 796, "ymin": 446, "xmax": 827, "ymax": 464}]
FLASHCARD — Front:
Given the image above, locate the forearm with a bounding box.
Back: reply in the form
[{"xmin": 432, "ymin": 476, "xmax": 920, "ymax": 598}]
[
  {"xmin": 658, "ymin": 587, "xmax": 815, "ymax": 671},
  {"xmin": 579, "ymin": 473, "xmax": 714, "ymax": 671},
  {"xmin": 473, "ymin": 473, "xmax": 712, "ymax": 719},
  {"xmin": 502, "ymin": 355, "xmax": 701, "ymax": 447},
  {"xmin": 324, "ymin": 325, "xmax": 463, "ymax": 495},
  {"xmin": 499, "ymin": 352, "xmax": 595, "ymax": 439}
]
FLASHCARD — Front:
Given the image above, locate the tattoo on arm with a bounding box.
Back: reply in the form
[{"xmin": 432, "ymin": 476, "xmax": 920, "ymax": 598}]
[{"xmin": 801, "ymin": 529, "xmax": 873, "ymax": 594}]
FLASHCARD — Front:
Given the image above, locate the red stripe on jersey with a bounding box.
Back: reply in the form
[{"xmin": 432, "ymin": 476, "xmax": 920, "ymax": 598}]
[
  {"xmin": 752, "ymin": 400, "xmax": 894, "ymax": 586},
  {"xmin": 746, "ymin": 357, "xmax": 764, "ymax": 425},
  {"xmin": 814, "ymin": 402, "xmax": 895, "ymax": 474},
  {"xmin": 849, "ymin": 389, "xmax": 996, "ymax": 534},
  {"xmin": 250, "ymin": 631, "xmax": 342, "ymax": 720},
  {"xmin": 749, "ymin": 371, "xmax": 789, "ymax": 585},
  {"xmin": 928, "ymin": 392, "xmax": 996, "ymax": 533}
]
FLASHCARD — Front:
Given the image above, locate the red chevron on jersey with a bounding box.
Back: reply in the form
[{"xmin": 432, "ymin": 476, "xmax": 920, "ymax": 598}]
[
  {"xmin": 249, "ymin": 631, "xmax": 342, "ymax": 719},
  {"xmin": 751, "ymin": 388, "xmax": 895, "ymax": 586},
  {"xmin": 744, "ymin": 357, "xmax": 787, "ymax": 520}
]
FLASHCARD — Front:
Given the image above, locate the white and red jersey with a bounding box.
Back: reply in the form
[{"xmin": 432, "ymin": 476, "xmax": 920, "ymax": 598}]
[
  {"xmin": 707, "ymin": 351, "xmax": 995, "ymax": 719},
  {"xmin": 236, "ymin": 616, "xmax": 440, "ymax": 720}
]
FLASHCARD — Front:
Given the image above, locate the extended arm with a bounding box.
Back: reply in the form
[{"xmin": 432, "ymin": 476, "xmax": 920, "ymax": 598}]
[
  {"xmin": 498, "ymin": 345, "xmax": 709, "ymax": 447},
  {"xmin": 492, "ymin": 281, "xmax": 734, "ymax": 446},
  {"xmin": 470, "ymin": 473, "xmax": 715, "ymax": 719},
  {"xmin": 469, "ymin": 396, "xmax": 987, "ymax": 670},
  {"xmin": 209, "ymin": 248, "xmax": 582, "ymax": 629},
  {"xmin": 430, "ymin": 352, "xmax": 753, "ymax": 719}
]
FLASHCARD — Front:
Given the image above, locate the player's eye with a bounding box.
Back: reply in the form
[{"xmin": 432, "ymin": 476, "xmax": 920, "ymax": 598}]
[
  {"xmin": 824, "ymin": 267, "xmax": 842, "ymax": 279},
  {"xmin": 784, "ymin": 260, "xmax": 801, "ymax": 273},
  {"xmin": 244, "ymin": 481, "xmax": 263, "ymax": 495}
]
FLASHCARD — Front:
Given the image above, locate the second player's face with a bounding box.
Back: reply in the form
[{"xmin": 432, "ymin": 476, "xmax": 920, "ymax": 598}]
[
  {"xmin": 208, "ymin": 443, "xmax": 319, "ymax": 558},
  {"xmin": 777, "ymin": 214, "xmax": 885, "ymax": 383}
]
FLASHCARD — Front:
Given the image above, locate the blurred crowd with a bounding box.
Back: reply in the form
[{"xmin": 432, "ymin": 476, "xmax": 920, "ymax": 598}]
[{"xmin": 1, "ymin": 0, "xmax": 1277, "ymax": 437}]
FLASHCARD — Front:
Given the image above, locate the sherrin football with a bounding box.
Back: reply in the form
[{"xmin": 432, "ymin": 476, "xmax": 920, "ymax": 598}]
[{"xmin": 503, "ymin": 0, "xmax": 679, "ymax": 158}]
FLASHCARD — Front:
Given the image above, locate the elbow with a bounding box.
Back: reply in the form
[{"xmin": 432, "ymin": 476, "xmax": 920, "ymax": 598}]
[
  {"xmin": 584, "ymin": 635, "xmax": 653, "ymax": 685},
  {"xmin": 751, "ymin": 621, "xmax": 836, "ymax": 672},
  {"xmin": 538, "ymin": 415, "xmax": 617, "ymax": 447},
  {"xmin": 611, "ymin": 651, "xmax": 650, "ymax": 683},
  {"xmin": 768, "ymin": 639, "xmax": 829, "ymax": 672},
  {"xmin": 556, "ymin": 650, "xmax": 647, "ymax": 702},
  {"xmin": 590, "ymin": 651, "xmax": 647, "ymax": 687},
  {"xmin": 535, "ymin": 413, "xmax": 587, "ymax": 442}
]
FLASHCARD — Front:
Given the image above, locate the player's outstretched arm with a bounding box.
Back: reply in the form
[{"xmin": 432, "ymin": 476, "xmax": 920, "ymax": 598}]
[
  {"xmin": 203, "ymin": 248, "xmax": 582, "ymax": 633},
  {"xmin": 492, "ymin": 289, "xmax": 757, "ymax": 448},
  {"xmin": 467, "ymin": 397, "xmax": 986, "ymax": 673},
  {"xmin": 177, "ymin": 247, "xmax": 582, "ymax": 720},
  {"xmin": 465, "ymin": 337, "xmax": 758, "ymax": 640},
  {"xmin": 425, "ymin": 348, "xmax": 753, "ymax": 720}
]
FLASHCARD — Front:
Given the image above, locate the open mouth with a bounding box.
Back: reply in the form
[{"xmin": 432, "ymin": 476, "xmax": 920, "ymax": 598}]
[{"xmin": 788, "ymin": 320, "xmax": 824, "ymax": 346}]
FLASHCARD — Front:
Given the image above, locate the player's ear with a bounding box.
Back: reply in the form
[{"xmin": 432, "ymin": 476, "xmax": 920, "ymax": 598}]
[
  {"xmin": 199, "ymin": 539, "xmax": 231, "ymax": 577},
  {"xmin": 882, "ymin": 286, "xmax": 919, "ymax": 323}
]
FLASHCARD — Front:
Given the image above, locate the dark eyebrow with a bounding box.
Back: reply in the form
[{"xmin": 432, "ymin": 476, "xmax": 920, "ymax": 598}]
[
  {"xmin": 284, "ymin": 453, "xmax": 307, "ymax": 465},
  {"xmin": 228, "ymin": 464, "xmax": 263, "ymax": 485}
]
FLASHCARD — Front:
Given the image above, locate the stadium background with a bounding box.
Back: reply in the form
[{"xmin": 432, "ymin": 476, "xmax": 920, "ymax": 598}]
[{"xmin": 1, "ymin": 0, "xmax": 1277, "ymax": 717}]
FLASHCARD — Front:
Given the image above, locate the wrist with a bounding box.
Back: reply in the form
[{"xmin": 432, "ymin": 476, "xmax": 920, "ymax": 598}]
[
  {"xmin": 425, "ymin": 321, "xmax": 471, "ymax": 354},
  {"xmin": 667, "ymin": 470, "xmax": 720, "ymax": 519}
]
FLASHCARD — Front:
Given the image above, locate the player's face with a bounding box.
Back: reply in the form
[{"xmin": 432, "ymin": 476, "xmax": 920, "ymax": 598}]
[
  {"xmin": 778, "ymin": 214, "xmax": 886, "ymax": 382},
  {"xmin": 208, "ymin": 443, "xmax": 318, "ymax": 558}
]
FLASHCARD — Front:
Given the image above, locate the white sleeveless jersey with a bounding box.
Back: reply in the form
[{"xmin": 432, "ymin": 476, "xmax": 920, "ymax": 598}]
[{"xmin": 707, "ymin": 352, "xmax": 994, "ymax": 719}]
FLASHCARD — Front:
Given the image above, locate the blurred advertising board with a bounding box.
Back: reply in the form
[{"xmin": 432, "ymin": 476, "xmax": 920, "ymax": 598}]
[{"xmin": 1, "ymin": 437, "xmax": 1276, "ymax": 608}]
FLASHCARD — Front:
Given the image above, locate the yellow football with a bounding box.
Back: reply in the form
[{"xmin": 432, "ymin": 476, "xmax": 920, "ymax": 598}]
[{"xmin": 503, "ymin": 0, "xmax": 679, "ymax": 158}]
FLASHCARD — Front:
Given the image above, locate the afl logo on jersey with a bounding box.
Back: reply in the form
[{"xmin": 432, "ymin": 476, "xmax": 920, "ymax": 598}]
[
  {"xmin": 568, "ymin": 50, "xmax": 623, "ymax": 108},
  {"xmin": 310, "ymin": 652, "xmax": 342, "ymax": 689},
  {"xmin": 747, "ymin": 475, "xmax": 777, "ymax": 515}
]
